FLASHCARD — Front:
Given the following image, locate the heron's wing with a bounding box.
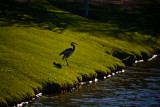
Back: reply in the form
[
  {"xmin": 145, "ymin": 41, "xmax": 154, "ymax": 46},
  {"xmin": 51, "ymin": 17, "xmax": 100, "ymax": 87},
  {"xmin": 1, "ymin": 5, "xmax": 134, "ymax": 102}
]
[{"xmin": 59, "ymin": 48, "xmax": 73, "ymax": 56}]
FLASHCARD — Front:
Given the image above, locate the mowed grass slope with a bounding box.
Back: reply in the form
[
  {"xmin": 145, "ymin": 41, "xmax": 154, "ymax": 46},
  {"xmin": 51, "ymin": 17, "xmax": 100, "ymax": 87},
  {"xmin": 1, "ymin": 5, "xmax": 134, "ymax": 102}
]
[
  {"xmin": 0, "ymin": 0, "xmax": 159, "ymax": 106},
  {"xmin": 0, "ymin": 26, "xmax": 124, "ymax": 106}
]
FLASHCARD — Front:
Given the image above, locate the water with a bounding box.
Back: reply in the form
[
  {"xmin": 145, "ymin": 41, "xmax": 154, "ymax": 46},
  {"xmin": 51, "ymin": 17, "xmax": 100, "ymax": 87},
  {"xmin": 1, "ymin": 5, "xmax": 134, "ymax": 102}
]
[{"xmin": 30, "ymin": 56, "xmax": 160, "ymax": 107}]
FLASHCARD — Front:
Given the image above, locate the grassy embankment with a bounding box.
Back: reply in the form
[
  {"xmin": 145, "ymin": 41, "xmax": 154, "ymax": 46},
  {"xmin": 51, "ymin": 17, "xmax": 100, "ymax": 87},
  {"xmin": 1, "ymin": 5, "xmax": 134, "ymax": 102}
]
[{"xmin": 0, "ymin": 0, "xmax": 160, "ymax": 106}]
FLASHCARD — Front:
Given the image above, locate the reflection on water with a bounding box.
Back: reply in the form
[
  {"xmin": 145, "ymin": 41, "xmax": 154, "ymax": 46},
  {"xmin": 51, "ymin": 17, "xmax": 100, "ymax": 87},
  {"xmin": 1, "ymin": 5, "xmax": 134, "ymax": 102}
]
[{"xmin": 31, "ymin": 56, "xmax": 160, "ymax": 106}]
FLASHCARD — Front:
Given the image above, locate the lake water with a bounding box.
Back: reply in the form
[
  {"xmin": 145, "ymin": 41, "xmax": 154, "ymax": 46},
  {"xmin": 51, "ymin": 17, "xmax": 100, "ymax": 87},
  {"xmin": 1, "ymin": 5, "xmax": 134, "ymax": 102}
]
[{"xmin": 30, "ymin": 55, "xmax": 160, "ymax": 107}]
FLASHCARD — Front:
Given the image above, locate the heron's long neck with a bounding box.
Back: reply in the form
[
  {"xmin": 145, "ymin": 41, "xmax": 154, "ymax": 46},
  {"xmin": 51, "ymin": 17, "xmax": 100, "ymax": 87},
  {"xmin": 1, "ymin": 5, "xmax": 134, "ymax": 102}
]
[{"xmin": 72, "ymin": 45, "xmax": 75, "ymax": 51}]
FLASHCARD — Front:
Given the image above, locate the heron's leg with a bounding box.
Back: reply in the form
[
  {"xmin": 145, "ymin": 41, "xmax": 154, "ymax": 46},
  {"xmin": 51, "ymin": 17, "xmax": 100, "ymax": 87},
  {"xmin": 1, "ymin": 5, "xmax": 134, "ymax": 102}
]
[
  {"xmin": 65, "ymin": 59, "xmax": 69, "ymax": 66},
  {"xmin": 63, "ymin": 56, "xmax": 65, "ymax": 60}
]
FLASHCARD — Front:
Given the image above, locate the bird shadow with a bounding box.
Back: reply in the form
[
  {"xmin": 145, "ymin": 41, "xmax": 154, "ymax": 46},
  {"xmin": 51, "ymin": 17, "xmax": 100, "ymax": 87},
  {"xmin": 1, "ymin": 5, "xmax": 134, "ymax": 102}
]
[{"xmin": 53, "ymin": 62, "xmax": 62, "ymax": 69}]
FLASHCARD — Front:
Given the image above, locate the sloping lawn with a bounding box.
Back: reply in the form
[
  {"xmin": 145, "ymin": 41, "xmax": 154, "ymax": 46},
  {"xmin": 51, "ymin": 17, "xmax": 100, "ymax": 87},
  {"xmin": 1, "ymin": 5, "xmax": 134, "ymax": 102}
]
[{"xmin": 0, "ymin": 0, "xmax": 159, "ymax": 106}]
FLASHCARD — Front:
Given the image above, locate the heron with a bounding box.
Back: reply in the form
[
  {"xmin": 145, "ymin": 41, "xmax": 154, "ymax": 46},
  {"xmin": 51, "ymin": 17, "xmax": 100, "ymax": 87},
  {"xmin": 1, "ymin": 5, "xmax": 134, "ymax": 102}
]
[{"xmin": 59, "ymin": 42, "xmax": 77, "ymax": 66}]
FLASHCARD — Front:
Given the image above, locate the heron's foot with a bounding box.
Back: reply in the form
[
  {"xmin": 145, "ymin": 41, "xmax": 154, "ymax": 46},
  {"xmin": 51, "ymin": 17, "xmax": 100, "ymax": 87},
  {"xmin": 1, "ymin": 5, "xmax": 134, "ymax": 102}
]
[{"xmin": 67, "ymin": 64, "xmax": 70, "ymax": 67}]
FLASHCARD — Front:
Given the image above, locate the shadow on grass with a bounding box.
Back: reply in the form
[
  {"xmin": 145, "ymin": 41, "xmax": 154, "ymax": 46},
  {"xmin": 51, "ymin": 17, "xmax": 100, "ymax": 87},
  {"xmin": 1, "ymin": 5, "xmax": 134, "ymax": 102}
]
[
  {"xmin": 43, "ymin": 81, "xmax": 61, "ymax": 93},
  {"xmin": 0, "ymin": 1, "xmax": 86, "ymax": 32},
  {"xmin": 48, "ymin": 0, "xmax": 160, "ymax": 38},
  {"xmin": 53, "ymin": 62, "xmax": 62, "ymax": 69},
  {"xmin": 0, "ymin": 0, "xmax": 159, "ymax": 40}
]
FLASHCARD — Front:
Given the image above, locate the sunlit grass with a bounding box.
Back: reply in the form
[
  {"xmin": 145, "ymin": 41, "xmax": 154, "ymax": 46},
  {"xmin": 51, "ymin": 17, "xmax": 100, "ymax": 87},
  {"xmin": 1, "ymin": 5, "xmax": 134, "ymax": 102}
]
[{"xmin": 0, "ymin": 26, "xmax": 125, "ymax": 106}]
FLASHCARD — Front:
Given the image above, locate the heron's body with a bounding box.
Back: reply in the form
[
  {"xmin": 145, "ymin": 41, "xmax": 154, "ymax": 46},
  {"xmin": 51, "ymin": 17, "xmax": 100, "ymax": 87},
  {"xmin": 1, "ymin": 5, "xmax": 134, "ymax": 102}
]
[{"xmin": 59, "ymin": 42, "xmax": 76, "ymax": 66}]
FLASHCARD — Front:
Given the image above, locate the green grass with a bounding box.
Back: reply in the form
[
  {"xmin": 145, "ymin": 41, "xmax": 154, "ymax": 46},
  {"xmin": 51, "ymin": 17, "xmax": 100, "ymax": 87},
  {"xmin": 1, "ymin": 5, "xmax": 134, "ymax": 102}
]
[
  {"xmin": 0, "ymin": 26, "xmax": 124, "ymax": 106},
  {"xmin": 0, "ymin": 0, "xmax": 160, "ymax": 106},
  {"xmin": 49, "ymin": 0, "xmax": 160, "ymax": 38}
]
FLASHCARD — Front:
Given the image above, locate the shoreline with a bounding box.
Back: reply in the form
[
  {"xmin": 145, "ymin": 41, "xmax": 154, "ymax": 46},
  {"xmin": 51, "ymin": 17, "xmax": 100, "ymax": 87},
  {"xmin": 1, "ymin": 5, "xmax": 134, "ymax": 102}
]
[
  {"xmin": 0, "ymin": 1, "xmax": 160, "ymax": 106},
  {"xmin": 1, "ymin": 26, "xmax": 159, "ymax": 107},
  {"xmin": 15, "ymin": 52, "xmax": 160, "ymax": 107}
]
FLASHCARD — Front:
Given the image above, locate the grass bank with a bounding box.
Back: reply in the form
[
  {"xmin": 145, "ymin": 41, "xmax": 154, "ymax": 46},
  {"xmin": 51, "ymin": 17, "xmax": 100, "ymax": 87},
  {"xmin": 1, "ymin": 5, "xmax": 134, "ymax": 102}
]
[{"xmin": 0, "ymin": 0, "xmax": 160, "ymax": 106}]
